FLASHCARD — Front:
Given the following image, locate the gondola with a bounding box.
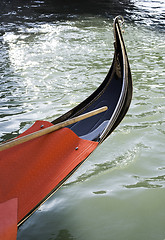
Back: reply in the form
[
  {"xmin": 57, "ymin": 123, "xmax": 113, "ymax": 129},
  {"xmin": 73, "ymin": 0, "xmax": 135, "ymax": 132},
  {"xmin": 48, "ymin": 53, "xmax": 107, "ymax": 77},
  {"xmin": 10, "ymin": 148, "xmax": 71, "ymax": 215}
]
[{"xmin": 0, "ymin": 16, "xmax": 132, "ymax": 239}]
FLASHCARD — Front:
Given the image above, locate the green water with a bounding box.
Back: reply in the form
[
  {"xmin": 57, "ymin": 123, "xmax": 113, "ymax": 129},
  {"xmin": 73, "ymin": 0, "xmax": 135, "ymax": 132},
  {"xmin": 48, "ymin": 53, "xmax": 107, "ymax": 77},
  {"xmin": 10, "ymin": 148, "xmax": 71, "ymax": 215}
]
[{"xmin": 0, "ymin": 1, "xmax": 165, "ymax": 239}]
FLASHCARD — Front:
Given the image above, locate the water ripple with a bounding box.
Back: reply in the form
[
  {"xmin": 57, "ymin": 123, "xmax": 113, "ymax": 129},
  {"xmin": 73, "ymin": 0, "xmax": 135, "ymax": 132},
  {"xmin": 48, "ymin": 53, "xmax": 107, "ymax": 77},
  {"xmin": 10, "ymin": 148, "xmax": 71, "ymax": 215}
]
[{"xmin": 125, "ymin": 175, "xmax": 165, "ymax": 189}]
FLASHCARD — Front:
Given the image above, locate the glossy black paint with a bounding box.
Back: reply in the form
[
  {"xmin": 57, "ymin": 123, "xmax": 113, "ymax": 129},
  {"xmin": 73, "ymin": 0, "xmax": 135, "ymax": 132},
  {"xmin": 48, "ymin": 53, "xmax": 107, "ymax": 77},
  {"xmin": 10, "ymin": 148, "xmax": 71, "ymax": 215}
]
[{"xmin": 52, "ymin": 17, "xmax": 133, "ymax": 143}]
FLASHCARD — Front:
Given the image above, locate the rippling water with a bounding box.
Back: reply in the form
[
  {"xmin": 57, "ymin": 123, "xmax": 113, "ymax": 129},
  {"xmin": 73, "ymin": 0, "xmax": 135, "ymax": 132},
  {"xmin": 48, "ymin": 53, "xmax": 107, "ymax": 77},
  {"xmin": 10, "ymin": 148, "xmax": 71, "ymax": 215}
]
[{"xmin": 0, "ymin": 0, "xmax": 165, "ymax": 239}]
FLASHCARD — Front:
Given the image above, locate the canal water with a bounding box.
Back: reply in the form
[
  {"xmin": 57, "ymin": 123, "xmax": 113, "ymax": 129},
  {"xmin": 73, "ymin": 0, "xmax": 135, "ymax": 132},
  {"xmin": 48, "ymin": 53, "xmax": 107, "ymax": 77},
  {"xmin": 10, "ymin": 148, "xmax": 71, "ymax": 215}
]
[{"xmin": 0, "ymin": 0, "xmax": 165, "ymax": 239}]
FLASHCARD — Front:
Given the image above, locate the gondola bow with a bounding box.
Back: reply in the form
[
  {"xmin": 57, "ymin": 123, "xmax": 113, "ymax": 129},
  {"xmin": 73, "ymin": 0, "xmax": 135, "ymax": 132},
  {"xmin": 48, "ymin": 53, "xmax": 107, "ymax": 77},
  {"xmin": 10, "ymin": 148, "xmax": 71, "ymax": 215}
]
[{"xmin": 0, "ymin": 16, "xmax": 132, "ymax": 239}]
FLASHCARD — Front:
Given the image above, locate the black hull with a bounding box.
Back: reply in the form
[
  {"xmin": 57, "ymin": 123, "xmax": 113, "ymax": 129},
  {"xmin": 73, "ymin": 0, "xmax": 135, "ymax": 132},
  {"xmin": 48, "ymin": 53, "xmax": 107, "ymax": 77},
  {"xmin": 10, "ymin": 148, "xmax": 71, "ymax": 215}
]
[{"xmin": 52, "ymin": 16, "xmax": 132, "ymax": 143}]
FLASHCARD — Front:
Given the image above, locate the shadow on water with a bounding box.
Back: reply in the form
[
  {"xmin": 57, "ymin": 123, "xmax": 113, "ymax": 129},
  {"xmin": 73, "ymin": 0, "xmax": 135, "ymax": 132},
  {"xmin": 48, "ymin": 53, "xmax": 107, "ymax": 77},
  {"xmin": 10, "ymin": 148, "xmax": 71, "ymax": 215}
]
[
  {"xmin": 34, "ymin": 0, "xmax": 133, "ymax": 18},
  {"xmin": 0, "ymin": 0, "xmax": 132, "ymax": 21},
  {"xmin": 125, "ymin": 175, "xmax": 165, "ymax": 189},
  {"xmin": 0, "ymin": 0, "xmax": 164, "ymax": 32},
  {"xmin": 54, "ymin": 229, "xmax": 76, "ymax": 240}
]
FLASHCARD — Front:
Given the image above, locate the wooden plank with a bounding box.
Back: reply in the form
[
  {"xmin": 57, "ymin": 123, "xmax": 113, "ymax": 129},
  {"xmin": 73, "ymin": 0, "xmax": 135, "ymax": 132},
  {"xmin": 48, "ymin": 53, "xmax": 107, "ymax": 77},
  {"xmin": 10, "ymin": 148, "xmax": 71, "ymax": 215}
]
[{"xmin": 0, "ymin": 106, "xmax": 108, "ymax": 151}]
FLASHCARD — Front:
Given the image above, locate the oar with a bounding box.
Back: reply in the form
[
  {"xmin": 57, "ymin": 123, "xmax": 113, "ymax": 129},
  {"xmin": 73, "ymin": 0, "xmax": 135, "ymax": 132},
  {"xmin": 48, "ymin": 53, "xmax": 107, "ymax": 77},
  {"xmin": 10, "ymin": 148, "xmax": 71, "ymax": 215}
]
[{"xmin": 0, "ymin": 106, "xmax": 108, "ymax": 152}]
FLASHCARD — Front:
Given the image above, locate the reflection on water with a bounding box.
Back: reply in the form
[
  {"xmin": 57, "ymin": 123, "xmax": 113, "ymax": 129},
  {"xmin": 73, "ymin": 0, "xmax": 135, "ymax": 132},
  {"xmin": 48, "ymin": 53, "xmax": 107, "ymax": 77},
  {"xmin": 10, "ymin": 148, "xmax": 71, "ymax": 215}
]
[
  {"xmin": 55, "ymin": 229, "xmax": 76, "ymax": 240},
  {"xmin": 65, "ymin": 142, "xmax": 139, "ymax": 187},
  {"xmin": 0, "ymin": 0, "xmax": 165, "ymax": 239},
  {"xmin": 125, "ymin": 174, "xmax": 165, "ymax": 189}
]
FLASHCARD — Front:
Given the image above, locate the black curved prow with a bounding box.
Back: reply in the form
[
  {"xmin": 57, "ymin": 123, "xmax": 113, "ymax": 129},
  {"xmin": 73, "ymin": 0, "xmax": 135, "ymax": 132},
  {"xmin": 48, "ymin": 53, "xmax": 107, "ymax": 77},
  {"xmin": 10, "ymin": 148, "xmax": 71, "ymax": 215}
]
[{"xmin": 52, "ymin": 17, "xmax": 132, "ymax": 143}]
